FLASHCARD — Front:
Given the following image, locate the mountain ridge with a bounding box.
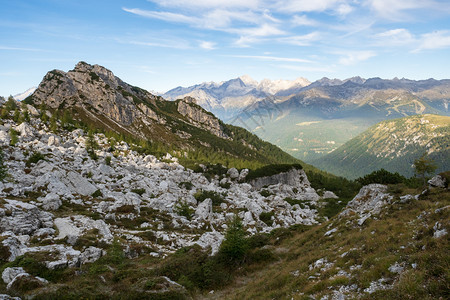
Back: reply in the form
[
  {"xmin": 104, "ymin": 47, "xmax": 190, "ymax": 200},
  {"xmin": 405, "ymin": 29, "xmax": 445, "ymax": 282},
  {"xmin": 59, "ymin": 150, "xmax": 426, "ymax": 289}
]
[{"xmin": 312, "ymin": 114, "xmax": 450, "ymax": 179}]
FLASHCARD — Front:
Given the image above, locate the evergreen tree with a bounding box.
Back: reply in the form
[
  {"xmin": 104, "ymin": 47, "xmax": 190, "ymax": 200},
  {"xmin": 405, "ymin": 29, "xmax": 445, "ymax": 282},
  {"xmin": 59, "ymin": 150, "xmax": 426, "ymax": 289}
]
[
  {"xmin": 9, "ymin": 129, "xmax": 19, "ymax": 146},
  {"xmin": 218, "ymin": 216, "xmax": 248, "ymax": 263},
  {"xmin": 0, "ymin": 149, "xmax": 7, "ymax": 181}
]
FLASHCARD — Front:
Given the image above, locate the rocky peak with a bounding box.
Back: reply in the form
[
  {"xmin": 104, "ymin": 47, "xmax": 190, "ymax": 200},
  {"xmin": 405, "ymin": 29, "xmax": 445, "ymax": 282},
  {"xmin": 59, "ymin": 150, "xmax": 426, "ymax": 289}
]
[
  {"xmin": 177, "ymin": 97, "xmax": 229, "ymax": 139},
  {"xmin": 29, "ymin": 61, "xmax": 164, "ymax": 134}
]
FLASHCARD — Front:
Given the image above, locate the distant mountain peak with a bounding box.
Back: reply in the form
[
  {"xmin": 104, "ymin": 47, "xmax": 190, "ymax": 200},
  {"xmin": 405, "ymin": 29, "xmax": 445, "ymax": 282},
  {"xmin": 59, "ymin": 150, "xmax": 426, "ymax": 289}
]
[
  {"xmin": 239, "ymin": 74, "xmax": 258, "ymax": 86},
  {"xmin": 14, "ymin": 86, "xmax": 37, "ymax": 101}
]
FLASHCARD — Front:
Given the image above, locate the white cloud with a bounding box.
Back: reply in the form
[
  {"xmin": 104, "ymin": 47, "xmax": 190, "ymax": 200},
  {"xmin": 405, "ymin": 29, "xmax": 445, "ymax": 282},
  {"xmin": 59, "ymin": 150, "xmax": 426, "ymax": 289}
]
[
  {"xmin": 237, "ymin": 23, "xmax": 286, "ymax": 37},
  {"xmin": 366, "ymin": 0, "xmax": 448, "ymax": 20},
  {"xmin": 336, "ymin": 3, "xmax": 354, "ymax": 15},
  {"xmin": 275, "ymin": 0, "xmax": 344, "ymax": 13},
  {"xmin": 278, "ymin": 32, "xmax": 321, "ymax": 46},
  {"xmin": 122, "ymin": 39, "xmax": 191, "ymax": 49},
  {"xmin": 415, "ymin": 30, "xmax": 450, "ymax": 52},
  {"xmin": 199, "ymin": 41, "xmax": 216, "ymax": 50},
  {"xmin": 230, "ymin": 55, "xmax": 313, "ymax": 63},
  {"xmin": 232, "ymin": 24, "xmax": 287, "ymax": 46},
  {"xmin": 338, "ymin": 51, "xmax": 376, "ymax": 65},
  {"xmin": 374, "ymin": 28, "xmax": 416, "ymax": 45},
  {"xmin": 291, "ymin": 15, "xmax": 319, "ymax": 26},
  {"xmin": 123, "ymin": 8, "xmax": 198, "ymax": 24},
  {"xmin": 148, "ymin": 0, "xmax": 260, "ymax": 9},
  {"xmin": 202, "ymin": 9, "xmax": 260, "ymax": 29},
  {"xmin": 0, "ymin": 46, "xmax": 43, "ymax": 51}
]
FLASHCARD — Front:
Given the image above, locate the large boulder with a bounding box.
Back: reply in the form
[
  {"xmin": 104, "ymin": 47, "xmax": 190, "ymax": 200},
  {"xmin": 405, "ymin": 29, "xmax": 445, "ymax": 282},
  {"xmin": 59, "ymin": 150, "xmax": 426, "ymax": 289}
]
[
  {"xmin": 194, "ymin": 231, "xmax": 224, "ymax": 255},
  {"xmin": 0, "ymin": 200, "xmax": 53, "ymax": 236},
  {"xmin": 428, "ymin": 175, "xmax": 447, "ymax": 188},
  {"xmin": 195, "ymin": 199, "xmax": 213, "ymax": 221},
  {"xmin": 61, "ymin": 171, "xmax": 97, "ymax": 196},
  {"xmin": 341, "ymin": 184, "xmax": 393, "ymax": 225}
]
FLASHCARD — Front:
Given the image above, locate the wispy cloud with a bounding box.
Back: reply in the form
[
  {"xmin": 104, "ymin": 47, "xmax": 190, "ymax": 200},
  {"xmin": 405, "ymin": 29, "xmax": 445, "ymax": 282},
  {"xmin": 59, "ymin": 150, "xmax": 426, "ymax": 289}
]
[
  {"xmin": 199, "ymin": 41, "xmax": 216, "ymax": 50},
  {"xmin": 291, "ymin": 15, "xmax": 320, "ymax": 27},
  {"xmin": 373, "ymin": 28, "xmax": 415, "ymax": 46},
  {"xmin": 366, "ymin": 0, "xmax": 450, "ymax": 20},
  {"xmin": 147, "ymin": 0, "xmax": 260, "ymax": 9},
  {"xmin": 414, "ymin": 30, "xmax": 450, "ymax": 52},
  {"xmin": 123, "ymin": 8, "xmax": 198, "ymax": 24},
  {"xmin": 337, "ymin": 50, "xmax": 376, "ymax": 65},
  {"xmin": 0, "ymin": 46, "xmax": 43, "ymax": 51},
  {"xmin": 275, "ymin": 0, "xmax": 344, "ymax": 13},
  {"xmin": 229, "ymin": 55, "xmax": 313, "ymax": 63},
  {"xmin": 119, "ymin": 39, "xmax": 191, "ymax": 49},
  {"xmin": 278, "ymin": 32, "xmax": 321, "ymax": 46}
]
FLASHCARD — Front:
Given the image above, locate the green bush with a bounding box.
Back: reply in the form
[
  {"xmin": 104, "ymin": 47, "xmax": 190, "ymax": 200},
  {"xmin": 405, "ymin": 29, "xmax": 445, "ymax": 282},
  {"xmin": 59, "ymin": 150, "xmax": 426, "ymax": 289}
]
[
  {"xmin": 259, "ymin": 211, "xmax": 274, "ymax": 226},
  {"xmin": 131, "ymin": 188, "xmax": 146, "ymax": 196},
  {"xmin": 105, "ymin": 156, "xmax": 112, "ymax": 166},
  {"xmin": 245, "ymin": 164, "xmax": 303, "ymax": 182},
  {"xmin": 260, "ymin": 189, "xmax": 273, "ymax": 197},
  {"xmin": 174, "ymin": 200, "xmax": 194, "ymax": 220},
  {"xmin": 26, "ymin": 151, "xmax": 46, "ymax": 167},
  {"xmin": 194, "ymin": 189, "xmax": 225, "ymax": 206},
  {"xmin": 357, "ymin": 168, "xmax": 406, "ymax": 186},
  {"xmin": 91, "ymin": 189, "xmax": 102, "ymax": 198},
  {"xmin": 179, "ymin": 181, "xmax": 194, "ymax": 190}
]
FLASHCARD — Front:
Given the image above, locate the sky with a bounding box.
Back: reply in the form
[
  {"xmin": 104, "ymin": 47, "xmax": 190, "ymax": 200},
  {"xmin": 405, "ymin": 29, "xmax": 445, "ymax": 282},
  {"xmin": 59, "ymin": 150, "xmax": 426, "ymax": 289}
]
[{"xmin": 1, "ymin": 0, "xmax": 450, "ymax": 97}]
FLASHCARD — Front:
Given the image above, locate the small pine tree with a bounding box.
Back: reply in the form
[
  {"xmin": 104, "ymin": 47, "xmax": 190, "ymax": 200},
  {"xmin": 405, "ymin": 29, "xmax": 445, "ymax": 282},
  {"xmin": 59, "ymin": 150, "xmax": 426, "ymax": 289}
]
[
  {"xmin": 49, "ymin": 113, "xmax": 58, "ymax": 132},
  {"xmin": 86, "ymin": 130, "xmax": 99, "ymax": 160},
  {"xmin": 414, "ymin": 153, "xmax": 437, "ymax": 186},
  {"xmin": 61, "ymin": 110, "xmax": 73, "ymax": 129},
  {"xmin": 13, "ymin": 108, "xmax": 20, "ymax": 123},
  {"xmin": 21, "ymin": 103, "xmax": 30, "ymax": 123},
  {"xmin": 9, "ymin": 129, "xmax": 19, "ymax": 146},
  {"xmin": 218, "ymin": 216, "xmax": 248, "ymax": 263},
  {"xmin": 0, "ymin": 150, "xmax": 7, "ymax": 181}
]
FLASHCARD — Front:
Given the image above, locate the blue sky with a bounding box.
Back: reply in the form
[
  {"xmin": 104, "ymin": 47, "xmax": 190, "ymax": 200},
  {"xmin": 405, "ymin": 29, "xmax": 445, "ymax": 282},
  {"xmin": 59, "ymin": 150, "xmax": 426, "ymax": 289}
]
[{"xmin": 1, "ymin": 0, "xmax": 450, "ymax": 97}]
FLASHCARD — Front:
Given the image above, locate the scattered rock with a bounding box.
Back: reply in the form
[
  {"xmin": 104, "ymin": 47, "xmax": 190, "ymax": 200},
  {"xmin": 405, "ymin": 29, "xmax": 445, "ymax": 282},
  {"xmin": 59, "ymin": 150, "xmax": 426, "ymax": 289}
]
[{"xmin": 428, "ymin": 175, "xmax": 447, "ymax": 188}]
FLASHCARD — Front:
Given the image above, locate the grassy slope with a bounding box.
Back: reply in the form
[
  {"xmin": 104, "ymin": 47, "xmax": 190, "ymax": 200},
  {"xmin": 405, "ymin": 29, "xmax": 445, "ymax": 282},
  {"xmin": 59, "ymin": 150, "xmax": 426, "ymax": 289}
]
[{"xmin": 200, "ymin": 185, "xmax": 449, "ymax": 300}]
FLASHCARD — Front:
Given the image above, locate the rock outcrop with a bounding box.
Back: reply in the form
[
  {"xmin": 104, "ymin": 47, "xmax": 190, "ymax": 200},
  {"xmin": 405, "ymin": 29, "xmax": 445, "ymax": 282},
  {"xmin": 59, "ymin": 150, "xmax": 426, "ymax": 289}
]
[
  {"xmin": 177, "ymin": 97, "xmax": 228, "ymax": 138},
  {"xmin": 341, "ymin": 184, "xmax": 393, "ymax": 225}
]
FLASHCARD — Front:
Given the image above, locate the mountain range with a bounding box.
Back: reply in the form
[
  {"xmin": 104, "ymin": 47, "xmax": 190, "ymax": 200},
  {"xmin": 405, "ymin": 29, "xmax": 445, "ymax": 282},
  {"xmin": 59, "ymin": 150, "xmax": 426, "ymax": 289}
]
[
  {"xmin": 167, "ymin": 76, "xmax": 449, "ymax": 170},
  {"xmin": 162, "ymin": 75, "xmax": 310, "ymax": 120}
]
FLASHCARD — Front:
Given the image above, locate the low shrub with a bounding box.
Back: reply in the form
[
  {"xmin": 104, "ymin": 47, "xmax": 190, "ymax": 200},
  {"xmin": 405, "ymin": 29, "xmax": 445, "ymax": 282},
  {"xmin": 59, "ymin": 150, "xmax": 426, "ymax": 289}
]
[
  {"xmin": 174, "ymin": 200, "xmax": 194, "ymax": 220},
  {"xmin": 131, "ymin": 188, "xmax": 146, "ymax": 196},
  {"xmin": 194, "ymin": 189, "xmax": 225, "ymax": 206},
  {"xmin": 246, "ymin": 164, "xmax": 303, "ymax": 182},
  {"xmin": 259, "ymin": 211, "xmax": 274, "ymax": 226}
]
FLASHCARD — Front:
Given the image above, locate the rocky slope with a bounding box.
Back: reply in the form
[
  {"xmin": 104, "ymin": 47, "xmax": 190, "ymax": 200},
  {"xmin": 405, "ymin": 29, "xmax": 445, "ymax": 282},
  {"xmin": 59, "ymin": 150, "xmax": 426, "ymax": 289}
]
[
  {"xmin": 0, "ymin": 104, "xmax": 333, "ymax": 298},
  {"xmin": 313, "ymin": 114, "xmax": 450, "ymax": 179}
]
